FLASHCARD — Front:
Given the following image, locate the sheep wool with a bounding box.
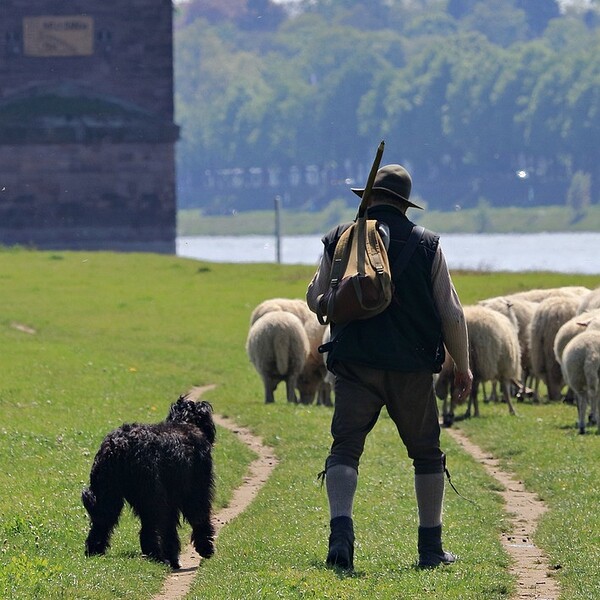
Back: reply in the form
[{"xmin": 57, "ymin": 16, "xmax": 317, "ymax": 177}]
[
  {"xmin": 577, "ymin": 286, "xmax": 600, "ymax": 316},
  {"xmin": 507, "ymin": 286, "xmax": 590, "ymax": 304},
  {"xmin": 297, "ymin": 316, "xmax": 329, "ymax": 405},
  {"xmin": 249, "ymin": 297, "xmax": 314, "ymax": 326},
  {"xmin": 553, "ymin": 308, "xmax": 600, "ymax": 366},
  {"xmin": 478, "ymin": 296, "xmax": 537, "ymax": 387},
  {"xmin": 246, "ymin": 311, "xmax": 309, "ymax": 404},
  {"xmin": 250, "ymin": 297, "xmax": 329, "ymax": 405},
  {"xmin": 529, "ymin": 295, "xmax": 580, "ymax": 401},
  {"xmin": 561, "ymin": 330, "xmax": 600, "ymax": 434},
  {"xmin": 436, "ymin": 305, "xmax": 520, "ymax": 426}
]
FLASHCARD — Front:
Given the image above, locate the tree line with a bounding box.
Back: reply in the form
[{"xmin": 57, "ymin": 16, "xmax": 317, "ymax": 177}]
[{"xmin": 173, "ymin": 0, "xmax": 600, "ymax": 215}]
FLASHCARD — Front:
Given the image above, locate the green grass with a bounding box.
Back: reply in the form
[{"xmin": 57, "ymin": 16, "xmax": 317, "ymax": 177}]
[
  {"xmin": 1, "ymin": 248, "xmax": 599, "ymax": 598},
  {"xmin": 177, "ymin": 203, "xmax": 600, "ymax": 236}
]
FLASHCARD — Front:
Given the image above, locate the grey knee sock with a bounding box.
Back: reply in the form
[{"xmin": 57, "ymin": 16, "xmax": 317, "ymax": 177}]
[
  {"xmin": 326, "ymin": 464, "xmax": 358, "ymax": 520},
  {"xmin": 414, "ymin": 472, "xmax": 445, "ymax": 528}
]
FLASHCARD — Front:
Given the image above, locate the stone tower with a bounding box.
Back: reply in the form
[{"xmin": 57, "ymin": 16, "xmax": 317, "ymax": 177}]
[{"xmin": 0, "ymin": 0, "xmax": 179, "ymax": 252}]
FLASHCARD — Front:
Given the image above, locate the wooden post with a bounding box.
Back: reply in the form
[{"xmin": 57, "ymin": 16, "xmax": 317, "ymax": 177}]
[{"xmin": 274, "ymin": 195, "xmax": 282, "ymax": 264}]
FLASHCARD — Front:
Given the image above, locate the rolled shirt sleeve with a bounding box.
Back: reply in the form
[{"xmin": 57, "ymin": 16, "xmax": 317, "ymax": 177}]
[
  {"xmin": 306, "ymin": 251, "xmax": 332, "ymax": 315},
  {"xmin": 431, "ymin": 245, "xmax": 470, "ymax": 372}
]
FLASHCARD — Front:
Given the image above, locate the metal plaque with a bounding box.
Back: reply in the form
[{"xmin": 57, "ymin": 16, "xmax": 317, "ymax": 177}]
[{"xmin": 23, "ymin": 15, "xmax": 94, "ymax": 57}]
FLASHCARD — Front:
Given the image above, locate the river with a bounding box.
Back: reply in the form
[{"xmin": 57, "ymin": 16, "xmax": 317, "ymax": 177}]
[{"xmin": 177, "ymin": 232, "xmax": 600, "ymax": 275}]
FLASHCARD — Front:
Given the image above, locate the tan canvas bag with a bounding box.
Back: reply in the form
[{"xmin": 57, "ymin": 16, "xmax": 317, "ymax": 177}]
[{"xmin": 316, "ymin": 216, "xmax": 393, "ymax": 325}]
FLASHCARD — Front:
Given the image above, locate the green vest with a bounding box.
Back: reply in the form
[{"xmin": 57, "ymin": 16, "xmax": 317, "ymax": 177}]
[{"xmin": 323, "ymin": 206, "xmax": 445, "ymax": 373}]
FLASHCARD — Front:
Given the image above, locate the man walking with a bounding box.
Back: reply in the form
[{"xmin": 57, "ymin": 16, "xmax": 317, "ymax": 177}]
[{"xmin": 306, "ymin": 163, "xmax": 472, "ymax": 569}]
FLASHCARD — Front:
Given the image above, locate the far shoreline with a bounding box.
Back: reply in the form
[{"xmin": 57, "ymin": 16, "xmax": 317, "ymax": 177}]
[{"xmin": 177, "ymin": 203, "xmax": 600, "ymax": 237}]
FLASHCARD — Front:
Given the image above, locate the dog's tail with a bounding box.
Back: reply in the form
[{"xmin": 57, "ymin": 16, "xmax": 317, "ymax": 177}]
[{"xmin": 81, "ymin": 487, "xmax": 97, "ymax": 515}]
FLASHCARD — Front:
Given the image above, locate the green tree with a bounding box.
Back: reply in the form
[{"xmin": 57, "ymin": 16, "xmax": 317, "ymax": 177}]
[
  {"xmin": 515, "ymin": 0, "xmax": 560, "ymax": 37},
  {"xmin": 563, "ymin": 40, "xmax": 600, "ymax": 176},
  {"xmin": 373, "ymin": 41, "xmax": 453, "ymax": 171},
  {"xmin": 443, "ymin": 33, "xmax": 507, "ymax": 166},
  {"xmin": 490, "ymin": 41, "xmax": 556, "ymax": 168},
  {"xmin": 567, "ymin": 171, "xmax": 591, "ymax": 221},
  {"xmin": 462, "ymin": 0, "xmax": 528, "ymax": 46}
]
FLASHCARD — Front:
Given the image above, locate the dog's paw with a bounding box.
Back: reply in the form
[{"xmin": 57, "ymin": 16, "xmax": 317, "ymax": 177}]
[{"xmin": 195, "ymin": 538, "xmax": 215, "ymax": 559}]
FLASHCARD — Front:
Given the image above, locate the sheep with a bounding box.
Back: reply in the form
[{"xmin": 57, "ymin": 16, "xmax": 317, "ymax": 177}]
[
  {"xmin": 507, "ymin": 286, "xmax": 590, "ymax": 304},
  {"xmin": 250, "ymin": 297, "xmax": 329, "ymax": 404},
  {"xmin": 434, "ymin": 354, "xmax": 458, "ymax": 427},
  {"xmin": 561, "ymin": 330, "xmax": 600, "ymax": 434},
  {"xmin": 553, "ymin": 309, "xmax": 600, "ymax": 367},
  {"xmin": 317, "ymin": 328, "xmax": 335, "ymax": 407},
  {"xmin": 435, "ymin": 305, "xmax": 521, "ymax": 426},
  {"xmin": 250, "ymin": 297, "xmax": 313, "ymax": 326},
  {"xmin": 576, "ymin": 286, "xmax": 600, "ymax": 315},
  {"xmin": 478, "ymin": 295, "xmax": 537, "ymax": 399},
  {"xmin": 529, "ymin": 295, "xmax": 580, "ymax": 402},
  {"xmin": 246, "ymin": 311, "xmax": 309, "ymax": 404},
  {"xmin": 297, "ymin": 317, "xmax": 330, "ymax": 405},
  {"xmin": 553, "ymin": 310, "xmax": 600, "ymax": 405}
]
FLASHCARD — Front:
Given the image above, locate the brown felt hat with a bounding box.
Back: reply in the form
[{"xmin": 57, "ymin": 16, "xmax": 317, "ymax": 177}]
[{"xmin": 352, "ymin": 164, "xmax": 422, "ymax": 209}]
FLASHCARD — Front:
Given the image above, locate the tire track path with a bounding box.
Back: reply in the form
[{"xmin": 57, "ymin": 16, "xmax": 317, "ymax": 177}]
[
  {"xmin": 152, "ymin": 386, "xmax": 278, "ymax": 600},
  {"xmin": 152, "ymin": 386, "xmax": 559, "ymax": 599},
  {"xmin": 445, "ymin": 426, "xmax": 560, "ymax": 600}
]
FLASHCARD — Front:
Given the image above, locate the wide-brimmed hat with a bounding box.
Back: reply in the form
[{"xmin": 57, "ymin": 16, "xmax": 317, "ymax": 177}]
[{"xmin": 352, "ymin": 164, "xmax": 422, "ymax": 210}]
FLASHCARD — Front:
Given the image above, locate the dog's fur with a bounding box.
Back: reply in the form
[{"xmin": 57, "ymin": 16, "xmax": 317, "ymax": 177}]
[{"xmin": 82, "ymin": 396, "xmax": 216, "ymax": 569}]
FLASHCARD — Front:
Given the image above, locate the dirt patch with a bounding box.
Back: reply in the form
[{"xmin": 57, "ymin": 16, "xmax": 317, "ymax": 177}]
[
  {"xmin": 10, "ymin": 322, "xmax": 36, "ymax": 334},
  {"xmin": 445, "ymin": 426, "xmax": 560, "ymax": 600},
  {"xmin": 152, "ymin": 386, "xmax": 278, "ymax": 600}
]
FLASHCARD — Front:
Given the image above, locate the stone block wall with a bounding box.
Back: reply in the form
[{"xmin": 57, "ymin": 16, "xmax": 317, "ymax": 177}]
[{"xmin": 0, "ymin": 0, "xmax": 178, "ymax": 252}]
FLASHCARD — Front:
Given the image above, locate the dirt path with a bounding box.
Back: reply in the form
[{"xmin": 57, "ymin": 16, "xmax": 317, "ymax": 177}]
[
  {"xmin": 152, "ymin": 386, "xmax": 559, "ymax": 600},
  {"xmin": 152, "ymin": 386, "xmax": 278, "ymax": 600},
  {"xmin": 445, "ymin": 427, "xmax": 560, "ymax": 600}
]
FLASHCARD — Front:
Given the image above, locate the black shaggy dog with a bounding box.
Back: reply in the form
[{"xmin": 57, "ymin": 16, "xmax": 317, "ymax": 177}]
[{"xmin": 82, "ymin": 396, "xmax": 216, "ymax": 569}]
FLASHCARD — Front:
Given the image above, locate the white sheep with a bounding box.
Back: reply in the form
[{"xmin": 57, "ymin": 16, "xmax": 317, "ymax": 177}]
[
  {"xmin": 246, "ymin": 311, "xmax": 309, "ymax": 404},
  {"xmin": 561, "ymin": 330, "xmax": 600, "ymax": 434},
  {"xmin": 478, "ymin": 295, "xmax": 537, "ymax": 399},
  {"xmin": 529, "ymin": 295, "xmax": 580, "ymax": 401},
  {"xmin": 553, "ymin": 309, "xmax": 600, "ymax": 366},
  {"xmin": 250, "ymin": 297, "xmax": 329, "ymax": 404},
  {"xmin": 435, "ymin": 305, "xmax": 521, "ymax": 426},
  {"xmin": 250, "ymin": 297, "xmax": 313, "ymax": 326},
  {"xmin": 507, "ymin": 286, "xmax": 590, "ymax": 304},
  {"xmin": 317, "ymin": 328, "xmax": 335, "ymax": 406},
  {"xmin": 297, "ymin": 317, "xmax": 330, "ymax": 405},
  {"xmin": 576, "ymin": 286, "xmax": 600, "ymax": 315}
]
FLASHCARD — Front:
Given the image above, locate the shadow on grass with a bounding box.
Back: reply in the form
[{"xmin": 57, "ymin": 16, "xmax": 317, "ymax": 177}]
[{"xmin": 309, "ymin": 559, "xmax": 366, "ymax": 579}]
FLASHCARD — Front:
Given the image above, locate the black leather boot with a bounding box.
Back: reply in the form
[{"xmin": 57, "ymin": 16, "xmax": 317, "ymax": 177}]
[
  {"xmin": 326, "ymin": 516, "xmax": 354, "ymax": 570},
  {"xmin": 418, "ymin": 525, "xmax": 457, "ymax": 568}
]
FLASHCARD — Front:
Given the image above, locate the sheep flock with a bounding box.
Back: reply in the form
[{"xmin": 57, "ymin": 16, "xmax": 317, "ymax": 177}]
[{"xmin": 247, "ymin": 285, "xmax": 600, "ymax": 435}]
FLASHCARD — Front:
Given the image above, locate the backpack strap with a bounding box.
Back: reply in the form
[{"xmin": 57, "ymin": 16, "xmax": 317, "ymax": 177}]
[
  {"xmin": 316, "ymin": 225, "xmax": 354, "ymax": 325},
  {"xmin": 356, "ymin": 217, "xmax": 367, "ymax": 276},
  {"xmin": 365, "ymin": 220, "xmax": 386, "ymax": 275},
  {"xmin": 391, "ymin": 225, "xmax": 424, "ymax": 278}
]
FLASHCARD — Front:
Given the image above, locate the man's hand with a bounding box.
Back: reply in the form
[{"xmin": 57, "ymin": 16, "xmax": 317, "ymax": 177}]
[{"xmin": 452, "ymin": 369, "xmax": 473, "ymax": 403}]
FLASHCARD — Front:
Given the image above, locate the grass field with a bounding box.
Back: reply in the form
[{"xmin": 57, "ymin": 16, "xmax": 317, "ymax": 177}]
[{"xmin": 1, "ymin": 247, "xmax": 599, "ymax": 599}]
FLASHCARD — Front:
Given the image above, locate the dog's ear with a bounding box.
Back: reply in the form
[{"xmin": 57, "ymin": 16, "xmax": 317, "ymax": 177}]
[
  {"xmin": 195, "ymin": 401, "xmax": 216, "ymax": 445},
  {"xmin": 167, "ymin": 396, "xmax": 190, "ymax": 422}
]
